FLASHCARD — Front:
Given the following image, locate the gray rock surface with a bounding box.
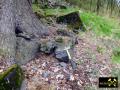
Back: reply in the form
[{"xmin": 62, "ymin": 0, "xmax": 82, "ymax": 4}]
[
  {"xmin": 55, "ymin": 49, "xmax": 69, "ymax": 63},
  {"xmin": 70, "ymin": 60, "xmax": 77, "ymax": 70},
  {"xmin": 40, "ymin": 40, "xmax": 56, "ymax": 54},
  {"xmin": 59, "ymin": 62, "xmax": 67, "ymax": 68},
  {"xmin": 56, "ymin": 11, "xmax": 85, "ymax": 30},
  {"xmin": 54, "ymin": 45, "xmax": 73, "ymax": 63},
  {"xmin": 16, "ymin": 37, "xmax": 39, "ymax": 65},
  {"xmin": 42, "ymin": 71, "xmax": 50, "ymax": 78}
]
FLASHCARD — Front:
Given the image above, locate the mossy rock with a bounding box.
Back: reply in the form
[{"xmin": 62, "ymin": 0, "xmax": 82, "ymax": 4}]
[
  {"xmin": 0, "ymin": 64, "xmax": 24, "ymax": 90},
  {"xmin": 55, "ymin": 36, "xmax": 64, "ymax": 43},
  {"xmin": 40, "ymin": 39, "xmax": 57, "ymax": 54},
  {"xmin": 56, "ymin": 11, "xmax": 86, "ymax": 31},
  {"xmin": 55, "ymin": 36, "xmax": 76, "ymax": 49}
]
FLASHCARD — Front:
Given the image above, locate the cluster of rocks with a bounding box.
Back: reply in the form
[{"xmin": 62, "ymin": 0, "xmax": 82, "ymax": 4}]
[
  {"xmin": 38, "ymin": 8, "xmax": 86, "ymax": 72},
  {"xmin": 21, "ymin": 53, "xmax": 83, "ymax": 90},
  {"xmin": 39, "ymin": 35, "xmax": 77, "ymax": 69}
]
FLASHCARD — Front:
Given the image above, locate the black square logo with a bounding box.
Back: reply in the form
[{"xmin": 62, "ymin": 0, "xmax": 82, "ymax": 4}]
[{"xmin": 99, "ymin": 77, "xmax": 118, "ymax": 88}]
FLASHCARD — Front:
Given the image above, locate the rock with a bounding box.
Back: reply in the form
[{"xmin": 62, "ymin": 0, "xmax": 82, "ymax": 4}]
[
  {"xmin": 56, "ymin": 30, "xmax": 78, "ymax": 45},
  {"xmin": 15, "ymin": 37, "xmax": 39, "ymax": 65},
  {"xmin": 40, "ymin": 39, "xmax": 56, "ymax": 54},
  {"xmin": 70, "ymin": 60, "xmax": 77, "ymax": 70},
  {"xmin": 66, "ymin": 74, "xmax": 74, "ymax": 81},
  {"xmin": 56, "ymin": 74, "xmax": 64, "ymax": 80},
  {"xmin": 69, "ymin": 75, "xmax": 75, "ymax": 81},
  {"xmin": 0, "ymin": 64, "xmax": 23, "ymax": 90},
  {"xmin": 42, "ymin": 62, "xmax": 47, "ymax": 67},
  {"xmin": 57, "ymin": 29, "xmax": 75, "ymax": 37},
  {"xmin": 74, "ymin": 37, "xmax": 79, "ymax": 44},
  {"xmin": 55, "ymin": 36, "xmax": 64, "ymax": 43},
  {"xmin": 73, "ymin": 29, "xmax": 79, "ymax": 34},
  {"xmin": 55, "ymin": 49, "xmax": 69, "ymax": 63},
  {"xmin": 20, "ymin": 80, "xmax": 27, "ymax": 90},
  {"xmin": 17, "ymin": 33, "xmax": 31, "ymax": 41},
  {"xmin": 56, "ymin": 11, "xmax": 85, "ymax": 30},
  {"xmin": 59, "ymin": 62, "xmax": 67, "ymax": 68},
  {"xmin": 54, "ymin": 38, "xmax": 74, "ymax": 63},
  {"xmin": 53, "ymin": 67, "xmax": 60, "ymax": 73},
  {"xmin": 42, "ymin": 71, "xmax": 50, "ymax": 78},
  {"xmin": 55, "ymin": 36, "xmax": 75, "ymax": 48}
]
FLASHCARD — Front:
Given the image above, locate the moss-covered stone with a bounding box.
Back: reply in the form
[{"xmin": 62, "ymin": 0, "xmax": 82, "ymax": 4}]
[
  {"xmin": 55, "ymin": 36, "xmax": 64, "ymax": 43},
  {"xmin": 0, "ymin": 64, "xmax": 24, "ymax": 90},
  {"xmin": 56, "ymin": 11, "xmax": 86, "ymax": 31},
  {"xmin": 40, "ymin": 39, "xmax": 57, "ymax": 54}
]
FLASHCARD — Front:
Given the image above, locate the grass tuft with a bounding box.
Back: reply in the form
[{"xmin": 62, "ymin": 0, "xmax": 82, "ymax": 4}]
[{"xmin": 112, "ymin": 47, "xmax": 120, "ymax": 63}]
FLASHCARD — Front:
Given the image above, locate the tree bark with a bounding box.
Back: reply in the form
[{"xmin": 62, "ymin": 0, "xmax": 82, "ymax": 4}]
[{"xmin": 0, "ymin": 0, "xmax": 48, "ymax": 64}]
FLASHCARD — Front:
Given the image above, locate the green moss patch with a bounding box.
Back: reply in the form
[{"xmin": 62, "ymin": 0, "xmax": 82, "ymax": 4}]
[
  {"xmin": 32, "ymin": 4, "xmax": 79, "ymax": 17},
  {"xmin": 32, "ymin": 4, "xmax": 45, "ymax": 18},
  {"xmin": 0, "ymin": 64, "xmax": 24, "ymax": 90},
  {"xmin": 43, "ymin": 7, "xmax": 79, "ymax": 17}
]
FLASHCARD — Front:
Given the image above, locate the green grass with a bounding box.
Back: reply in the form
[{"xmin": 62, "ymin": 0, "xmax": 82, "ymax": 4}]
[
  {"xmin": 80, "ymin": 12, "xmax": 120, "ymax": 37},
  {"xmin": 112, "ymin": 48, "xmax": 120, "ymax": 63}
]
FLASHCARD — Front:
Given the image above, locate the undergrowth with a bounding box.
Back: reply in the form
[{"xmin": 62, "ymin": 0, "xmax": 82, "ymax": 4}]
[{"xmin": 32, "ymin": 4, "xmax": 120, "ymax": 39}]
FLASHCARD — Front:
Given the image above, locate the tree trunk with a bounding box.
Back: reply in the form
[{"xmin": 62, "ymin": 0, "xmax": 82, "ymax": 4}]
[{"xmin": 0, "ymin": 0, "xmax": 48, "ymax": 64}]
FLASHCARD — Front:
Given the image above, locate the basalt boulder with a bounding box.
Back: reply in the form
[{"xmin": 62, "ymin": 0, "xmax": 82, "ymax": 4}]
[
  {"xmin": 56, "ymin": 11, "xmax": 85, "ymax": 31},
  {"xmin": 55, "ymin": 48, "xmax": 69, "ymax": 63}
]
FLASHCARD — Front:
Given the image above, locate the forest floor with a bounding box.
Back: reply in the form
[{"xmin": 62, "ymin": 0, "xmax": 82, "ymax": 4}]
[{"xmin": 21, "ymin": 25, "xmax": 120, "ymax": 90}]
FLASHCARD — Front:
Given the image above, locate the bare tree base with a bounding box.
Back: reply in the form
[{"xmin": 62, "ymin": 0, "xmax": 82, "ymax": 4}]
[{"xmin": 0, "ymin": 0, "xmax": 48, "ymax": 65}]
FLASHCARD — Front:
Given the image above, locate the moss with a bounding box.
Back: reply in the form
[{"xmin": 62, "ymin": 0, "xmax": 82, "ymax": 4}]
[
  {"xmin": 55, "ymin": 36, "xmax": 64, "ymax": 43},
  {"xmin": 32, "ymin": 4, "xmax": 45, "ymax": 18},
  {"xmin": 0, "ymin": 64, "xmax": 24, "ymax": 90}
]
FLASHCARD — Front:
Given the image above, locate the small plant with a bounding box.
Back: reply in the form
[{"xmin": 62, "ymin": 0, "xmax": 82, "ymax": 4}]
[{"xmin": 96, "ymin": 46, "xmax": 103, "ymax": 54}]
